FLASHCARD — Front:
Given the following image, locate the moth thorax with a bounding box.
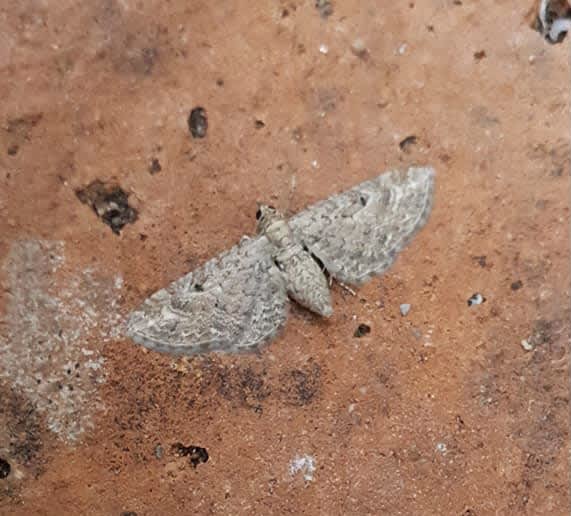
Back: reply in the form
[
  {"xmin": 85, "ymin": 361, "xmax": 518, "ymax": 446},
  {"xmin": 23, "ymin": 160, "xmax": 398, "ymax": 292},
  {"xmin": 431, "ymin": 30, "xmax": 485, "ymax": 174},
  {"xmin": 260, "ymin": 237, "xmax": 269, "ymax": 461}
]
[{"xmin": 264, "ymin": 220, "xmax": 293, "ymax": 247}]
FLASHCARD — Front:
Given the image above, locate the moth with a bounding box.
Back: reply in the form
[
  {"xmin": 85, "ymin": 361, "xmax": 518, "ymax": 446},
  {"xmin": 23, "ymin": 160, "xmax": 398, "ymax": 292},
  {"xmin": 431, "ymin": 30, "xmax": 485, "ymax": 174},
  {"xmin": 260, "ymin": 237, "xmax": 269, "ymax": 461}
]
[{"xmin": 126, "ymin": 166, "xmax": 435, "ymax": 355}]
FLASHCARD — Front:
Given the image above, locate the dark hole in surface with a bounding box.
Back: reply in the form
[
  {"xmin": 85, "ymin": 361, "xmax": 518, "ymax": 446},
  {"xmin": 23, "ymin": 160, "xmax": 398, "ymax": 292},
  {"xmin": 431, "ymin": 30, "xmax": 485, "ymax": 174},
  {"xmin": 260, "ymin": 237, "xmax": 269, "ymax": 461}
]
[
  {"xmin": 188, "ymin": 107, "xmax": 208, "ymax": 138},
  {"xmin": 0, "ymin": 458, "xmax": 10, "ymax": 479},
  {"xmin": 171, "ymin": 443, "xmax": 209, "ymax": 467},
  {"xmin": 399, "ymin": 135, "xmax": 418, "ymax": 152},
  {"xmin": 254, "ymin": 119, "xmax": 265, "ymax": 129},
  {"xmin": 511, "ymin": 280, "xmax": 523, "ymax": 291},
  {"xmin": 7, "ymin": 144, "xmax": 19, "ymax": 156},
  {"xmin": 354, "ymin": 324, "xmax": 371, "ymax": 338},
  {"xmin": 76, "ymin": 180, "xmax": 138, "ymax": 235}
]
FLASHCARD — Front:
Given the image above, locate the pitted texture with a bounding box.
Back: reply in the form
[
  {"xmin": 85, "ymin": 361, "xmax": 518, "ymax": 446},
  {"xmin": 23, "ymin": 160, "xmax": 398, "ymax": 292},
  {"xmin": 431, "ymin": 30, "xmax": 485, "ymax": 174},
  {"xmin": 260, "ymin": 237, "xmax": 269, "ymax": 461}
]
[{"xmin": 126, "ymin": 166, "xmax": 435, "ymax": 355}]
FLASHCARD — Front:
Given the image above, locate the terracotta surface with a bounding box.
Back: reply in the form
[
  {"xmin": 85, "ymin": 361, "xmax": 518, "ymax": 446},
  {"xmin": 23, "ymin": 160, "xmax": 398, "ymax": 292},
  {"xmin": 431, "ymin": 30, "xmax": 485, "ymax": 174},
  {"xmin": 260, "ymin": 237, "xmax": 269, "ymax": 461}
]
[{"xmin": 0, "ymin": 1, "xmax": 569, "ymax": 514}]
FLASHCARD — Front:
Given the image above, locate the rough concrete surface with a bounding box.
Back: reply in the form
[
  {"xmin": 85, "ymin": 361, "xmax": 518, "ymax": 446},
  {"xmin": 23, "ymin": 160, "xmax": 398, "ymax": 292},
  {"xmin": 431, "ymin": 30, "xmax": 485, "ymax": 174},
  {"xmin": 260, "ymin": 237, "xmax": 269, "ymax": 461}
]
[{"xmin": 0, "ymin": 1, "xmax": 569, "ymax": 514}]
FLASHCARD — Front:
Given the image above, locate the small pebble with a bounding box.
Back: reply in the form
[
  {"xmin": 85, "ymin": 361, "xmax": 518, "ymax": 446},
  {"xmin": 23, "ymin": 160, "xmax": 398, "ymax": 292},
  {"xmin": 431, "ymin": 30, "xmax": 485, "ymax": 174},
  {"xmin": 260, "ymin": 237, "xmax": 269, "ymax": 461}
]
[
  {"xmin": 521, "ymin": 339, "xmax": 535, "ymax": 352},
  {"xmin": 400, "ymin": 303, "xmax": 411, "ymax": 316},
  {"xmin": 154, "ymin": 444, "xmax": 164, "ymax": 459},
  {"xmin": 351, "ymin": 38, "xmax": 368, "ymax": 57},
  {"xmin": 319, "ymin": 44, "xmax": 329, "ymax": 54},
  {"xmin": 467, "ymin": 293, "xmax": 486, "ymax": 307}
]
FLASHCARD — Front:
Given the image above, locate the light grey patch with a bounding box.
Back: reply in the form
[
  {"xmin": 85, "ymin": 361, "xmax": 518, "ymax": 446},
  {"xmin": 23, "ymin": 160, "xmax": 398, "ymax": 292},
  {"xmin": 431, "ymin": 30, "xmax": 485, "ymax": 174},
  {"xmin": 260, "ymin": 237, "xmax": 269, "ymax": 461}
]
[
  {"xmin": 126, "ymin": 167, "xmax": 435, "ymax": 356},
  {"xmin": 400, "ymin": 303, "xmax": 411, "ymax": 316},
  {"xmin": 0, "ymin": 240, "xmax": 123, "ymax": 442}
]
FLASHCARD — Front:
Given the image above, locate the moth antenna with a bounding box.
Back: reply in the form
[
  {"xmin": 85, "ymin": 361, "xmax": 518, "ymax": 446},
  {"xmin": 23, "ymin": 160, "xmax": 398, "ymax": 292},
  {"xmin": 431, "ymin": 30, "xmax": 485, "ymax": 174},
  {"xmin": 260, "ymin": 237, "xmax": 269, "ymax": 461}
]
[{"xmin": 286, "ymin": 171, "xmax": 297, "ymax": 218}]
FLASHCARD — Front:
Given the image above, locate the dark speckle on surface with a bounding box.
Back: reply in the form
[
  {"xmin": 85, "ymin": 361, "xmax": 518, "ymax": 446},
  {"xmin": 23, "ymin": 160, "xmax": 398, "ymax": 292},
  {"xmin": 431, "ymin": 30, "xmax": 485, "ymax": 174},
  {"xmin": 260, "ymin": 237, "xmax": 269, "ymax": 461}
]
[
  {"xmin": 280, "ymin": 362, "xmax": 321, "ymax": 406},
  {"xmin": 76, "ymin": 180, "xmax": 138, "ymax": 235},
  {"xmin": 172, "ymin": 443, "xmax": 209, "ymax": 467},
  {"xmin": 472, "ymin": 255, "xmax": 488, "ymax": 268},
  {"xmin": 149, "ymin": 158, "xmax": 162, "ymax": 175}
]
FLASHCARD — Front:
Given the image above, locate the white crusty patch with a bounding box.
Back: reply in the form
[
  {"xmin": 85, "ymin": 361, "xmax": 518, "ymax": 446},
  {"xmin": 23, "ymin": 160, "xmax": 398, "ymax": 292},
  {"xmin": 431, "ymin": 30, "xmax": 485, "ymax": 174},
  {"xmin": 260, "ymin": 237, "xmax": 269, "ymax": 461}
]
[{"xmin": 289, "ymin": 454, "xmax": 316, "ymax": 482}]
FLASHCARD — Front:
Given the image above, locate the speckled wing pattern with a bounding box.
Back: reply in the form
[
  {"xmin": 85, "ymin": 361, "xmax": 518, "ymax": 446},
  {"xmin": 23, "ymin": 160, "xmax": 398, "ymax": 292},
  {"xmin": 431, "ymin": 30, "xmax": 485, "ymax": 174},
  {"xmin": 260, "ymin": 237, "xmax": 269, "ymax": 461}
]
[
  {"xmin": 126, "ymin": 166, "xmax": 434, "ymax": 355},
  {"xmin": 126, "ymin": 236, "xmax": 288, "ymax": 355},
  {"xmin": 290, "ymin": 166, "xmax": 434, "ymax": 285}
]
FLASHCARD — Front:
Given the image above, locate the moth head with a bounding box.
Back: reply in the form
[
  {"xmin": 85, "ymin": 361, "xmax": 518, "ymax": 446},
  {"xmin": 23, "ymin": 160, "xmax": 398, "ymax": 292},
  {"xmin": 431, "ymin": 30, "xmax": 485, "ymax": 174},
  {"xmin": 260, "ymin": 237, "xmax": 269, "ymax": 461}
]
[{"xmin": 256, "ymin": 204, "xmax": 286, "ymax": 236}]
